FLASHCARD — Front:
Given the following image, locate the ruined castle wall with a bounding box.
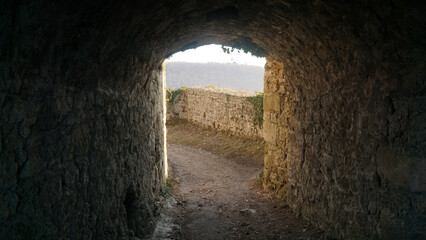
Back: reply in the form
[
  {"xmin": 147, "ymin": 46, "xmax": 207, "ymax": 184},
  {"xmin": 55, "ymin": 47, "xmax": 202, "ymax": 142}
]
[{"xmin": 169, "ymin": 87, "xmax": 262, "ymax": 138}]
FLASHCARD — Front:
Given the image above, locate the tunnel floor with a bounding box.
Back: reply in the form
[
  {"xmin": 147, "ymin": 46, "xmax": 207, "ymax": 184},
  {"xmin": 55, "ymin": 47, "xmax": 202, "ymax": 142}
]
[{"xmin": 149, "ymin": 143, "xmax": 328, "ymax": 239}]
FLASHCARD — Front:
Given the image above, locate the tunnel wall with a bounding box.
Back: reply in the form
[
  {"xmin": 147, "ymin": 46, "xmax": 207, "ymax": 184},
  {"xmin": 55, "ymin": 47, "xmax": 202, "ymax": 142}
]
[
  {"xmin": 262, "ymin": 57, "xmax": 425, "ymax": 239},
  {"xmin": 1, "ymin": 54, "xmax": 166, "ymax": 239},
  {"xmin": 1, "ymin": 2, "xmax": 166, "ymax": 238}
]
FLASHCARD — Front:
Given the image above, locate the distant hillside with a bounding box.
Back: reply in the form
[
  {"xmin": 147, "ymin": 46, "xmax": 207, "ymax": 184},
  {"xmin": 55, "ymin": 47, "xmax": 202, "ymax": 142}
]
[{"xmin": 165, "ymin": 62, "xmax": 264, "ymax": 93}]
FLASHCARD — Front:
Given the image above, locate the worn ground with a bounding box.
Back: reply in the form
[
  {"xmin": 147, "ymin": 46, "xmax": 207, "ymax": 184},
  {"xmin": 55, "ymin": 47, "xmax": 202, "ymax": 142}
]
[
  {"xmin": 165, "ymin": 118, "xmax": 265, "ymax": 166},
  {"xmin": 147, "ymin": 120, "xmax": 329, "ymax": 240}
]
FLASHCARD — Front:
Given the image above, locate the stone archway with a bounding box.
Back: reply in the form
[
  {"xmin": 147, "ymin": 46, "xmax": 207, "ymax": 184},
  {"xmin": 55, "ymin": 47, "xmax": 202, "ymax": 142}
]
[{"xmin": 1, "ymin": 1, "xmax": 424, "ymax": 239}]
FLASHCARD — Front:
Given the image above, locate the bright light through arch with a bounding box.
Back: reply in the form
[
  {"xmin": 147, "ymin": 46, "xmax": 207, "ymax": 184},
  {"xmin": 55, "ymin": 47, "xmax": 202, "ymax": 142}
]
[{"xmin": 166, "ymin": 44, "xmax": 266, "ymax": 67}]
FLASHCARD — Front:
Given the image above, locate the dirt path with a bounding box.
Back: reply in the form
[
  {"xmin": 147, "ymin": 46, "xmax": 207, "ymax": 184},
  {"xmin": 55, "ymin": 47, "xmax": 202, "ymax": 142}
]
[{"xmin": 149, "ymin": 143, "xmax": 328, "ymax": 240}]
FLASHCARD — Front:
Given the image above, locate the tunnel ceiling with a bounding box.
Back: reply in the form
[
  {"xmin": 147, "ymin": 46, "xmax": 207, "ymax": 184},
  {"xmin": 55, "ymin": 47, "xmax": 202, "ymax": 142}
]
[
  {"xmin": 115, "ymin": 0, "xmax": 421, "ymax": 65},
  {"xmin": 8, "ymin": 0, "xmax": 423, "ymax": 89},
  {"xmin": 138, "ymin": 1, "xmax": 419, "ymax": 63}
]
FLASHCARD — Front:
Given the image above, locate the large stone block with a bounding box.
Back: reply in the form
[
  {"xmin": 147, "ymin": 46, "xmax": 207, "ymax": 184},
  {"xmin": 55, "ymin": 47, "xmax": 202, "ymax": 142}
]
[
  {"xmin": 263, "ymin": 92, "xmax": 281, "ymax": 112},
  {"xmin": 263, "ymin": 120, "xmax": 278, "ymax": 145}
]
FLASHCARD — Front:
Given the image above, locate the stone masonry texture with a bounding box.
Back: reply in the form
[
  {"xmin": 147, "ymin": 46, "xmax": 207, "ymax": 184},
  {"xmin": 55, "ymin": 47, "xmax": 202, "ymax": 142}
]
[
  {"xmin": 0, "ymin": 67, "xmax": 166, "ymax": 238},
  {"xmin": 1, "ymin": 0, "xmax": 425, "ymax": 239},
  {"xmin": 261, "ymin": 56, "xmax": 425, "ymax": 239},
  {"xmin": 168, "ymin": 87, "xmax": 263, "ymax": 138}
]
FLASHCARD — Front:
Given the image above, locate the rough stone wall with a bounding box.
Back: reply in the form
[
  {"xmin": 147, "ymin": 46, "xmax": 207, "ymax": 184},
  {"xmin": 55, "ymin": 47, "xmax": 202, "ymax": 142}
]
[
  {"xmin": 262, "ymin": 60, "xmax": 291, "ymax": 195},
  {"xmin": 0, "ymin": 68, "xmax": 166, "ymax": 239},
  {"xmin": 169, "ymin": 87, "xmax": 262, "ymax": 138},
  {"xmin": 1, "ymin": 6, "xmax": 167, "ymax": 233},
  {"xmin": 262, "ymin": 58, "xmax": 425, "ymax": 239},
  {"xmin": 2, "ymin": 73, "xmax": 167, "ymax": 239},
  {"xmin": 1, "ymin": 1, "xmax": 170, "ymax": 238}
]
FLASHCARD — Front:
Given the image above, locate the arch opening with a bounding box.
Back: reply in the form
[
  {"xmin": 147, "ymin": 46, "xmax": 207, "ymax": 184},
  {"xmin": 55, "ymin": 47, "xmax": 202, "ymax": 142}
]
[{"xmin": 164, "ymin": 43, "xmax": 267, "ymax": 171}]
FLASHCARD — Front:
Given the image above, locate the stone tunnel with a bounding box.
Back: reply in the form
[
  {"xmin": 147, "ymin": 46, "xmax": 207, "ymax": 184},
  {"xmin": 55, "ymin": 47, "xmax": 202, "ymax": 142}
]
[{"xmin": 1, "ymin": 0, "xmax": 425, "ymax": 239}]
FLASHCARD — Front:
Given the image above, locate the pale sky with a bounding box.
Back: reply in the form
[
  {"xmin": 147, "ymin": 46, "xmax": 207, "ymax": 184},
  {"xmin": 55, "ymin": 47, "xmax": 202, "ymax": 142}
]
[{"xmin": 166, "ymin": 44, "xmax": 266, "ymax": 67}]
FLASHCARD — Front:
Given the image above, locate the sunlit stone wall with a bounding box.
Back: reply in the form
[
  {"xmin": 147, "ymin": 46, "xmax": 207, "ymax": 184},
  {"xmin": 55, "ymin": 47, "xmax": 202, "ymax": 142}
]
[{"xmin": 168, "ymin": 87, "xmax": 263, "ymax": 138}]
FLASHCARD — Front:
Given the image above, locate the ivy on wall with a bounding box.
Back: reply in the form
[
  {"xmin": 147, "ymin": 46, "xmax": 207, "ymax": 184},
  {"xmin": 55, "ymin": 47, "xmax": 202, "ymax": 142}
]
[{"xmin": 247, "ymin": 91, "xmax": 264, "ymax": 127}]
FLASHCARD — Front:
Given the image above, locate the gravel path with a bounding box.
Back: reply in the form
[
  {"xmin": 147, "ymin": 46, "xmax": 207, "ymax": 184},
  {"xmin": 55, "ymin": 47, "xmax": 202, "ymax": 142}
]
[{"xmin": 149, "ymin": 143, "xmax": 328, "ymax": 240}]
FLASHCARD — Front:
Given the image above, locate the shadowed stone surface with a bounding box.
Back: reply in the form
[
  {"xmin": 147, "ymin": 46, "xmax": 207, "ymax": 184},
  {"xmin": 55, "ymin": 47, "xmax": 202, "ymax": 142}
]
[
  {"xmin": 261, "ymin": 58, "xmax": 425, "ymax": 239},
  {"xmin": 0, "ymin": 66, "xmax": 166, "ymax": 238},
  {"xmin": 1, "ymin": 0, "xmax": 425, "ymax": 239}
]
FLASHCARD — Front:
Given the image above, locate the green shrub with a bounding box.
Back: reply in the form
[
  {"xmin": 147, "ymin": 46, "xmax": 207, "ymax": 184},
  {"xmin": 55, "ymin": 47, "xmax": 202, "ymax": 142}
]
[{"xmin": 166, "ymin": 87, "xmax": 186, "ymax": 107}]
